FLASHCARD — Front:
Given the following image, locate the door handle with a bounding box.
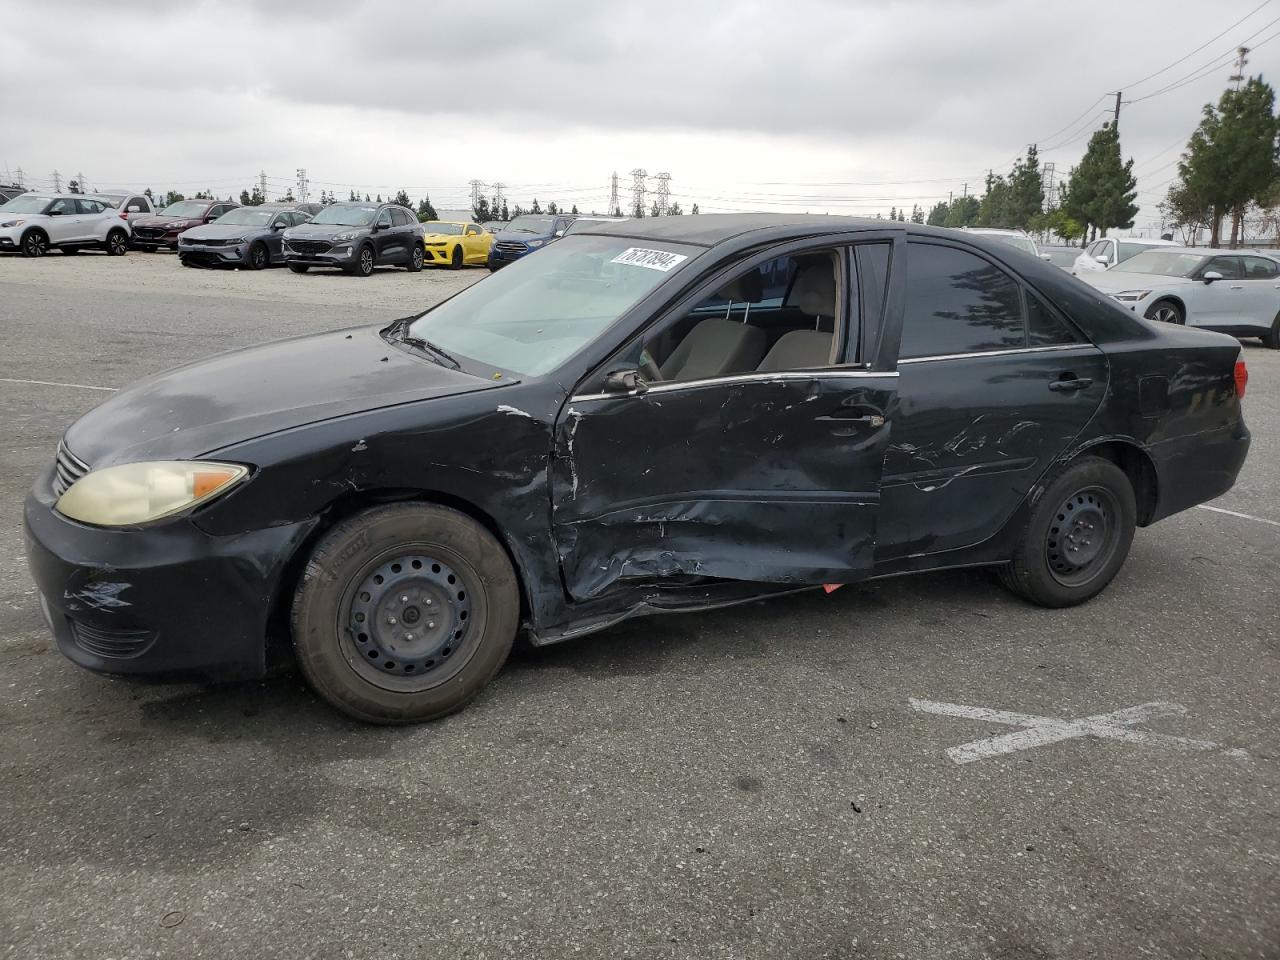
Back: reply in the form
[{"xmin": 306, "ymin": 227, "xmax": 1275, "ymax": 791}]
[
  {"xmin": 815, "ymin": 413, "xmax": 885, "ymax": 427},
  {"xmin": 1048, "ymin": 377, "xmax": 1092, "ymax": 393}
]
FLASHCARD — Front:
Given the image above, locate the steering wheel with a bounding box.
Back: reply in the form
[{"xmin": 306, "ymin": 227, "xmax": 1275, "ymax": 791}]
[{"xmin": 639, "ymin": 349, "xmax": 662, "ymax": 384}]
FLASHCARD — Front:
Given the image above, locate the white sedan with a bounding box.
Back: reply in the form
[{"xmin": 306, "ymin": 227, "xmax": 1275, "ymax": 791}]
[
  {"xmin": 1080, "ymin": 247, "xmax": 1280, "ymax": 348},
  {"xmin": 1072, "ymin": 236, "xmax": 1178, "ymax": 275}
]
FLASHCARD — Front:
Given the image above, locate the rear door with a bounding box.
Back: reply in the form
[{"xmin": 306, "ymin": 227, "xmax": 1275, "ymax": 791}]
[
  {"xmin": 551, "ymin": 236, "xmax": 901, "ymax": 600},
  {"xmin": 1238, "ymin": 255, "xmax": 1280, "ymax": 331},
  {"xmin": 877, "ymin": 239, "xmax": 1108, "ymax": 559}
]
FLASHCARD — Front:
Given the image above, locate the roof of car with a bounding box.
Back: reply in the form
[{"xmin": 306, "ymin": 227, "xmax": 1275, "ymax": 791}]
[
  {"xmin": 578, "ymin": 213, "xmax": 907, "ymax": 246},
  {"xmin": 1145, "ymin": 246, "xmax": 1278, "ymax": 257}
]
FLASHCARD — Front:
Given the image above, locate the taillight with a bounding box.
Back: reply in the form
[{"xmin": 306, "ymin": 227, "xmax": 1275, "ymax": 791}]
[
  {"xmin": 119, "ymin": 210, "xmax": 128, "ymax": 220},
  {"xmin": 1235, "ymin": 359, "xmax": 1248, "ymax": 398}
]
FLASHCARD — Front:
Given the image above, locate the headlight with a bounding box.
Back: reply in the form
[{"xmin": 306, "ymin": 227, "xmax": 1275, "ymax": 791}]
[
  {"xmin": 527, "ymin": 239, "xmax": 545, "ymax": 248},
  {"xmin": 1112, "ymin": 290, "xmax": 1151, "ymax": 302},
  {"xmin": 334, "ymin": 231, "xmax": 359, "ymax": 241},
  {"xmin": 56, "ymin": 461, "xmax": 249, "ymax": 526},
  {"xmin": 1, "ymin": 219, "xmax": 24, "ymax": 228}
]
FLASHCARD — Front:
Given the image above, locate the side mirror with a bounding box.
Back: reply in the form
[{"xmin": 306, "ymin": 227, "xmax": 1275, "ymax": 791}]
[
  {"xmin": 127, "ymin": 205, "xmax": 141, "ymax": 213},
  {"xmin": 604, "ymin": 369, "xmax": 645, "ymax": 394},
  {"xmin": 375, "ymin": 221, "xmax": 391, "ymax": 231},
  {"xmin": 1094, "ymin": 254, "xmax": 1110, "ymax": 264},
  {"xmin": 553, "ymin": 229, "xmax": 566, "ymax": 238},
  {"xmin": 1202, "ymin": 270, "xmax": 1223, "ymax": 284},
  {"xmin": 1039, "ymin": 252, "xmax": 1051, "ymax": 261},
  {"xmin": 271, "ymin": 221, "xmax": 286, "ymax": 231}
]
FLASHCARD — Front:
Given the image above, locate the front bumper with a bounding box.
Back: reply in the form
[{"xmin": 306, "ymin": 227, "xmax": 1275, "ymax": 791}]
[
  {"xmin": 23, "ymin": 470, "xmax": 316, "ymax": 682},
  {"xmin": 487, "ymin": 245, "xmax": 534, "ymax": 269},
  {"xmin": 424, "ymin": 243, "xmax": 454, "ymax": 264},
  {"xmin": 0, "ymin": 226, "xmax": 20, "ymax": 249},
  {"xmin": 178, "ymin": 241, "xmax": 250, "ymax": 266},
  {"xmin": 283, "ymin": 241, "xmax": 357, "ymax": 267}
]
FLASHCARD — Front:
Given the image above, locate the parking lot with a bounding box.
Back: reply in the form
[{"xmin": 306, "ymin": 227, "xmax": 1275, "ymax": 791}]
[{"xmin": 1, "ymin": 252, "xmax": 1278, "ymax": 959}]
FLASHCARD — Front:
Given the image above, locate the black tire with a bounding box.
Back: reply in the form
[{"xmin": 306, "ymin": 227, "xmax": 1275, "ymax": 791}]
[
  {"xmin": 291, "ymin": 503, "xmax": 520, "ymax": 724},
  {"xmin": 288, "ymin": 262, "xmax": 310, "ymax": 274},
  {"xmin": 180, "ymin": 254, "xmax": 197, "ymax": 268},
  {"xmin": 1144, "ymin": 299, "xmax": 1184, "ymax": 325},
  {"xmin": 450, "ymin": 245, "xmax": 463, "ymax": 270},
  {"xmin": 20, "ymin": 230, "xmax": 48, "ymax": 258},
  {"xmin": 345, "ymin": 244, "xmax": 375, "ymax": 277},
  {"xmin": 1262, "ymin": 312, "xmax": 1280, "ymax": 349},
  {"xmin": 247, "ymin": 241, "xmax": 269, "ymax": 270},
  {"xmin": 105, "ymin": 230, "xmax": 128, "ymax": 256},
  {"xmin": 998, "ymin": 455, "xmax": 1137, "ymax": 608},
  {"xmin": 406, "ymin": 242, "xmax": 424, "ymax": 272}
]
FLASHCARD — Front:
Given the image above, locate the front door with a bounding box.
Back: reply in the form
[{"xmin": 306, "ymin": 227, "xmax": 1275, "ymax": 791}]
[
  {"xmin": 45, "ymin": 197, "xmax": 81, "ymax": 243},
  {"xmin": 550, "ymin": 242, "xmax": 899, "ymax": 601},
  {"xmin": 878, "ymin": 239, "xmax": 1107, "ymax": 558},
  {"xmin": 373, "ymin": 207, "xmax": 396, "ymax": 263}
]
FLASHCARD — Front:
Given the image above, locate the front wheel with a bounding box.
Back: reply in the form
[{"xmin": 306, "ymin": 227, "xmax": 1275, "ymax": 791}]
[
  {"xmin": 292, "ymin": 503, "xmax": 520, "ymax": 724},
  {"xmin": 1145, "ymin": 299, "xmax": 1184, "ymax": 325},
  {"xmin": 450, "ymin": 245, "xmax": 463, "ymax": 270},
  {"xmin": 346, "ymin": 245, "xmax": 375, "ymax": 277},
  {"xmin": 248, "ymin": 241, "xmax": 268, "ymax": 270},
  {"xmin": 406, "ymin": 243, "xmax": 424, "ymax": 272},
  {"xmin": 21, "ymin": 230, "xmax": 48, "ymax": 257},
  {"xmin": 998, "ymin": 456, "xmax": 1136, "ymax": 608},
  {"xmin": 288, "ymin": 262, "xmax": 310, "ymax": 274}
]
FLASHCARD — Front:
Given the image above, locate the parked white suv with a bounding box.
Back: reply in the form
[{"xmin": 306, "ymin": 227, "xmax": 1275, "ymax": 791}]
[
  {"xmin": 1072, "ymin": 236, "xmax": 1177, "ymax": 275},
  {"xmin": 0, "ymin": 194, "xmax": 132, "ymax": 257}
]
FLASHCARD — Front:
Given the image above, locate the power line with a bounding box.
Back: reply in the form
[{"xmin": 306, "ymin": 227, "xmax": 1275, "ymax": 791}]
[
  {"xmin": 1119, "ymin": 0, "xmax": 1272, "ymax": 91},
  {"xmin": 1126, "ymin": 17, "xmax": 1280, "ymax": 105}
]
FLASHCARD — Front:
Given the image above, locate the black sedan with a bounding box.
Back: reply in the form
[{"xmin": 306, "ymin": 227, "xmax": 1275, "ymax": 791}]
[
  {"xmin": 177, "ymin": 204, "xmax": 314, "ymax": 269},
  {"xmin": 25, "ymin": 215, "xmax": 1251, "ymax": 723}
]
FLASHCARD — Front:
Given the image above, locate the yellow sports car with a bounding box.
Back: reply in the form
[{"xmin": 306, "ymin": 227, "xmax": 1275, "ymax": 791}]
[{"xmin": 420, "ymin": 221, "xmax": 491, "ymax": 269}]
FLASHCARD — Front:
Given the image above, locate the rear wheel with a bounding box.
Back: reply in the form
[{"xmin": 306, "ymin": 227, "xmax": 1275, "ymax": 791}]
[
  {"xmin": 1262, "ymin": 312, "xmax": 1280, "ymax": 349},
  {"xmin": 291, "ymin": 503, "xmax": 520, "ymax": 724},
  {"xmin": 406, "ymin": 243, "xmax": 424, "ymax": 272},
  {"xmin": 105, "ymin": 230, "xmax": 128, "ymax": 256},
  {"xmin": 450, "ymin": 245, "xmax": 463, "ymax": 270},
  {"xmin": 1145, "ymin": 299, "xmax": 1184, "ymax": 325},
  {"xmin": 288, "ymin": 263, "xmax": 310, "ymax": 274},
  {"xmin": 998, "ymin": 456, "xmax": 1136, "ymax": 608},
  {"xmin": 20, "ymin": 230, "xmax": 48, "ymax": 257},
  {"xmin": 247, "ymin": 241, "xmax": 269, "ymax": 270}
]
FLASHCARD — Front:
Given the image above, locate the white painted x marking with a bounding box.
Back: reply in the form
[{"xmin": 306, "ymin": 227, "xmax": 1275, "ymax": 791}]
[{"xmin": 908, "ymin": 698, "xmax": 1249, "ymax": 765}]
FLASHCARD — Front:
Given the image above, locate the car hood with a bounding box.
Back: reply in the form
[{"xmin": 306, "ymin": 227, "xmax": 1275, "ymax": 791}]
[
  {"xmin": 422, "ymin": 232, "xmax": 465, "ymax": 241},
  {"xmin": 64, "ymin": 326, "xmax": 503, "ymax": 467},
  {"xmin": 493, "ymin": 230, "xmax": 549, "ymax": 244},
  {"xmin": 181, "ymin": 223, "xmax": 268, "ymax": 241},
  {"xmin": 1079, "ymin": 270, "xmax": 1194, "ymax": 293},
  {"xmin": 134, "ymin": 215, "xmax": 201, "ymax": 230},
  {"xmin": 284, "ymin": 222, "xmax": 367, "ymax": 240}
]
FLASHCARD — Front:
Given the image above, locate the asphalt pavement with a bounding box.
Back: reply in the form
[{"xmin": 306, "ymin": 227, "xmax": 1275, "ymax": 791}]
[{"xmin": 1, "ymin": 253, "xmax": 1277, "ymax": 960}]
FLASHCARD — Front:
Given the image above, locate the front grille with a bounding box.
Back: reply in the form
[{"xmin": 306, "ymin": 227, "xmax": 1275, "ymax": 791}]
[
  {"xmin": 495, "ymin": 241, "xmax": 528, "ymax": 254},
  {"xmin": 186, "ymin": 237, "xmax": 235, "ymax": 247},
  {"xmin": 70, "ymin": 620, "xmax": 156, "ymax": 659},
  {"xmin": 288, "ymin": 240, "xmax": 332, "ymax": 255},
  {"xmin": 133, "ymin": 227, "xmax": 164, "ymax": 239},
  {"xmin": 53, "ymin": 441, "xmax": 89, "ymax": 497}
]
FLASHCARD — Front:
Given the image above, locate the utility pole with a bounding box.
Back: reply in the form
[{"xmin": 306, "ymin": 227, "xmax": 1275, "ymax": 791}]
[
  {"xmin": 296, "ymin": 168, "xmax": 308, "ymax": 203},
  {"xmin": 1112, "ymin": 90, "xmax": 1122, "ymax": 132},
  {"xmin": 630, "ymin": 168, "xmax": 646, "ymax": 217},
  {"xmin": 609, "ymin": 171, "xmax": 620, "ymax": 217},
  {"xmin": 1230, "ymin": 46, "xmax": 1250, "ymax": 87},
  {"xmin": 50, "ymin": 170, "xmax": 62, "ymax": 193},
  {"xmin": 962, "ymin": 182, "xmax": 968, "ymax": 198},
  {"xmin": 654, "ymin": 171, "xmax": 671, "ymax": 216}
]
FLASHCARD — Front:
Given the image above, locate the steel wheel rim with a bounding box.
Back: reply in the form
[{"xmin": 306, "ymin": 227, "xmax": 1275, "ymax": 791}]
[
  {"xmin": 25, "ymin": 234, "xmax": 46, "ymax": 256},
  {"xmin": 360, "ymin": 248, "xmax": 373, "ymax": 273},
  {"xmin": 338, "ymin": 550, "xmax": 481, "ymax": 693},
  {"xmin": 1045, "ymin": 485, "xmax": 1120, "ymax": 587}
]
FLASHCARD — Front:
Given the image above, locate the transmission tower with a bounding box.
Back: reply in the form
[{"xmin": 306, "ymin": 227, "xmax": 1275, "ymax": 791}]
[
  {"xmin": 469, "ymin": 179, "xmax": 484, "ymax": 212},
  {"xmin": 14, "ymin": 167, "xmax": 23, "ymax": 188},
  {"xmin": 609, "ymin": 171, "xmax": 620, "ymax": 216},
  {"xmin": 296, "ymin": 168, "xmax": 309, "ymax": 203},
  {"xmin": 259, "ymin": 170, "xmax": 268, "ymax": 201},
  {"xmin": 50, "ymin": 169, "xmax": 62, "ymax": 193},
  {"xmin": 654, "ymin": 172, "xmax": 671, "ymax": 216},
  {"xmin": 491, "ymin": 182, "xmax": 505, "ymax": 215},
  {"xmin": 1042, "ymin": 162, "xmax": 1057, "ymax": 209},
  {"xmin": 630, "ymin": 168, "xmax": 647, "ymax": 217}
]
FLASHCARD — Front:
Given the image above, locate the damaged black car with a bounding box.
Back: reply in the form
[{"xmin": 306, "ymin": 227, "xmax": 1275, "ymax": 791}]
[{"xmin": 25, "ymin": 215, "xmax": 1251, "ymax": 723}]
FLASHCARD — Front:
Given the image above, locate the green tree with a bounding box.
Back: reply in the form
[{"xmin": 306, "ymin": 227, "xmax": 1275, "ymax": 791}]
[
  {"xmin": 511, "ymin": 204, "xmax": 525, "ymax": 218},
  {"xmin": 1062, "ymin": 123, "xmax": 1138, "ymax": 245},
  {"xmin": 240, "ymin": 189, "xmax": 251, "ymax": 205},
  {"xmin": 1035, "ymin": 207, "xmax": 1084, "ymax": 244},
  {"xmin": 632, "ymin": 198, "xmax": 645, "ymax": 218},
  {"xmin": 500, "ymin": 201, "xmax": 510, "ymax": 220},
  {"xmin": 349, "ymin": 190, "xmax": 358, "ymax": 201},
  {"xmin": 668, "ymin": 201, "xmax": 683, "ymax": 215},
  {"xmin": 473, "ymin": 196, "xmax": 491, "ymax": 223},
  {"xmin": 690, "ymin": 203, "xmax": 699, "ymax": 215},
  {"xmin": 888, "ymin": 205, "xmax": 897, "ymax": 221},
  {"xmin": 944, "ymin": 195, "xmax": 979, "ymax": 228},
  {"xmin": 976, "ymin": 172, "xmax": 1011, "ymax": 227},
  {"xmin": 926, "ymin": 201, "xmax": 949, "ymax": 226},
  {"xmin": 530, "ymin": 198, "xmax": 542, "ymax": 214},
  {"xmin": 416, "ymin": 194, "xmax": 438, "ymax": 221},
  {"xmin": 1005, "ymin": 144, "xmax": 1045, "ymax": 230},
  {"xmin": 570, "ymin": 204, "xmax": 579, "ymax": 215},
  {"xmin": 650, "ymin": 200, "xmax": 662, "ymax": 217},
  {"xmin": 910, "ymin": 204, "xmax": 924, "ymax": 224},
  {"xmin": 1159, "ymin": 178, "xmax": 1213, "ymax": 245},
  {"xmin": 547, "ymin": 201, "xmax": 559, "ymax": 215}
]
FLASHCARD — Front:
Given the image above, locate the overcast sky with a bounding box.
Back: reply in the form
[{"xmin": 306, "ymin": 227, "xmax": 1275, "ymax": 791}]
[{"xmin": 3, "ymin": 0, "xmax": 1277, "ymax": 232}]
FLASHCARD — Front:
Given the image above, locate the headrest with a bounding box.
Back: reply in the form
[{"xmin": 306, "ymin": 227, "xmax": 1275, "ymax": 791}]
[
  {"xmin": 788, "ymin": 262, "xmax": 836, "ymax": 316},
  {"xmin": 717, "ymin": 269, "xmax": 764, "ymax": 303}
]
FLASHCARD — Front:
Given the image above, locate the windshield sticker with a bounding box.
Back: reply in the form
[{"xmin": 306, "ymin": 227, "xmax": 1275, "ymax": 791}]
[{"xmin": 610, "ymin": 247, "xmax": 689, "ymax": 272}]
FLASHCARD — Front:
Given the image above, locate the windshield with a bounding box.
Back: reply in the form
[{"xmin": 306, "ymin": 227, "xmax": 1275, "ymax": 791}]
[
  {"xmin": 91, "ymin": 195, "xmax": 126, "ymax": 208},
  {"xmin": 1117, "ymin": 251, "xmax": 1206, "ymax": 277},
  {"xmin": 504, "ymin": 215, "xmax": 554, "ymax": 234},
  {"xmin": 215, "ymin": 208, "xmax": 279, "ymax": 226},
  {"xmin": 982, "ymin": 233, "xmax": 1038, "ymax": 256},
  {"xmin": 160, "ymin": 201, "xmax": 210, "ymax": 217},
  {"xmin": 423, "ymin": 222, "xmax": 463, "ymax": 235},
  {"xmin": 309, "ymin": 204, "xmax": 378, "ymax": 226},
  {"xmin": 0, "ymin": 195, "xmax": 51, "ymax": 214},
  {"xmin": 406, "ymin": 236, "xmax": 697, "ymax": 376}
]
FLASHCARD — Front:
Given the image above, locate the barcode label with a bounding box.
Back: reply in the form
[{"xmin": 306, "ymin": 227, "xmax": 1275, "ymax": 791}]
[{"xmin": 610, "ymin": 247, "xmax": 689, "ymax": 272}]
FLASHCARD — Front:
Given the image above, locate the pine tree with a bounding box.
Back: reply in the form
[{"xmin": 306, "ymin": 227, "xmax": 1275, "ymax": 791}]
[
  {"xmin": 690, "ymin": 203, "xmax": 699, "ymax": 215},
  {"xmin": 240, "ymin": 189, "xmax": 251, "ymax": 205},
  {"xmin": 977, "ymin": 172, "xmax": 1011, "ymax": 227},
  {"xmin": 473, "ymin": 196, "xmax": 491, "ymax": 223},
  {"xmin": 547, "ymin": 201, "xmax": 559, "ymax": 215},
  {"xmin": 570, "ymin": 204, "xmax": 579, "ymax": 215},
  {"xmin": 501, "ymin": 201, "xmax": 510, "ymax": 221},
  {"xmin": 650, "ymin": 200, "xmax": 661, "ymax": 217},
  {"xmin": 910, "ymin": 204, "xmax": 924, "ymax": 224},
  {"xmin": 530, "ymin": 198, "xmax": 542, "ymax": 214},
  {"xmin": 897, "ymin": 208, "xmax": 906, "ymax": 222},
  {"xmin": 416, "ymin": 194, "xmax": 438, "ymax": 222},
  {"xmin": 349, "ymin": 190, "xmax": 358, "ymax": 201},
  {"xmin": 1005, "ymin": 144, "xmax": 1045, "ymax": 230},
  {"xmin": 944, "ymin": 195, "xmax": 980, "ymax": 228},
  {"xmin": 1063, "ymin": 123, "xmax": 1138, "ymax": 244},
  {"xmin": 927, "ymin": 201, "xmax": 948, "ymax": 225},
  {"xmin": 393, "ymin": 189, "xmax": 411, "ymax": 208},
  {"xmin": 668, "ymin": 201, "xmax": 683, "ymax": 215},
  {"xmin": 888, "ymin": 205, "xmax": 897, "ymax": 221}
]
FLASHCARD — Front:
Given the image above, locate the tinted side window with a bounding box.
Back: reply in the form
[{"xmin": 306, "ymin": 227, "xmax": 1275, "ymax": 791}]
[
  {"xmin": 1027, "ymin": 292, "xmax": 1078, "ymax": 346},
  {"xmin": 376, "ymin": 208, "xmax": 393, "ymax": 227},
  {"xmin": 1243, "ymin": 255, "xmax": 1279, "ymax": 279},
  {"xmin": 48, "ymin": 198, "xmax": 74, "ymax": 215},
  {"xmin": 1203, "ymin": 256, "xmax": 1243, "ymax": 280},
  {"xmin": 75, "ymin": 199, "xmax": 101, "ymax": 214},
  {"xmin": 901, "ymin": 244, "xmax": 1025, "ymax": 359}
]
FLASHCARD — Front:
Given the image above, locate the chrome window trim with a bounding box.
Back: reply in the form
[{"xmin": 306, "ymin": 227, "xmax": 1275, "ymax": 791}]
[
  {"xmin": 898, "ymin": 343, "xmax": 1083, "ymax": 364},
  {"xmin": 570, "ymin": 368, "xmax": 897, "ymax": 403}
]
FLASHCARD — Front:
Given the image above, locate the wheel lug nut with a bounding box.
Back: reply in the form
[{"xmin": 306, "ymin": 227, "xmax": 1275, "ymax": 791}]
[
  {"xmin": 425, "ymin": 599, "xmax": 433, "ymax": 606},
  {"xmin": 405, "ymin": 633, "xmax": 414, "ymax": 641},
  {"xmin": 427, "ymin": 621, "xmax": 436, "ymax": 630},
  {"xmin": 387, "ymin": 616, "xmax": 397, "ymax": 625},
  {"xmin": 399, "ymin": 595, "xmax": 409, "ymax": 603}
]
